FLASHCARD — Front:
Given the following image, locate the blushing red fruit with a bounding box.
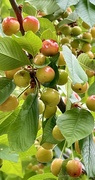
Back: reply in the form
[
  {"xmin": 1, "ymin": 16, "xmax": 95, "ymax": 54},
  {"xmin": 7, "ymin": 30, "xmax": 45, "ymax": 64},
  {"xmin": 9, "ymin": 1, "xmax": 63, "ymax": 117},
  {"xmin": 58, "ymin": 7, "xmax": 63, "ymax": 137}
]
[
  {"xmin": 40, "ymin": 39, "xmax": 59, "ymax": 56},
  {"xmin": 66, "ymin": 159, "xmax": 82, "ymax": 177},
  {"xmin": 86, "ymin": 95, "xmax": 95, "ymax": 111},
  {"xmin": 51, "ymin": 158, "xmax": 63, "ymax": 176},
  {"xmin": 36, "ymin": 66, "xmax": 55, "ymax": 84},
  {"xmin": 0, "ymin": 95, "xmax": 19, "ymax": 112},
  {"xmin": 2, "ymin": 17, "xmax": 20, "ymax": 36},
  {"xmin": 23, "ymin": 16, "xmax": 40, "ymax": 33},
  {"xmin": 40, "ymin": 88, "xmax": 60, "ymax": 106}
]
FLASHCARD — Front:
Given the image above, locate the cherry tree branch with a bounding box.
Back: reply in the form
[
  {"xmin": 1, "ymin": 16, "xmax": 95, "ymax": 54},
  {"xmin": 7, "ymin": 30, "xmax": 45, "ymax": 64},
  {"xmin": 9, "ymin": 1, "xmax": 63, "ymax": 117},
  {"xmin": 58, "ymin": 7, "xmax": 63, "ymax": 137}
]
[{"xmin": 9, "ymin": 0, "xmax": 24, "ymax": 35}]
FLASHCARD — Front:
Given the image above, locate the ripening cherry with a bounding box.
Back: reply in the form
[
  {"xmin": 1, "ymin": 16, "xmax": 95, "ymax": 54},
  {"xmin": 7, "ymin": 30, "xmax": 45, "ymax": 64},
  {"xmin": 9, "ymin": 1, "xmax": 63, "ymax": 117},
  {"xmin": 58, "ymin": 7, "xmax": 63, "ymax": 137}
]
[
  {"xmin": 66, "ymin": 159, "xmax": 82, "ymax": 177},
  {"xmin": 71, "ymin": 82, "xmax": 88, "ymax": 94},
  {"xmin": 40, "ymin": 39, "xmax": 59, "ymax": 56},
  {"xmin": 23, "ymin": 16, "xmax": 40, "ymax": 33},
  {"xmin": 36, "ymin": 146, "xmax": 53, "ymax": 163},
  {"xmin": 86, "ymin": 95, "xmax": 95, "ymax": 111},
  {"xmin": 2, "ymin": 17, "xmax": 20, "ymax": 36},
  {"xmin": 51, "ymin": 158, "xmax": 63, "ymax": 176}
]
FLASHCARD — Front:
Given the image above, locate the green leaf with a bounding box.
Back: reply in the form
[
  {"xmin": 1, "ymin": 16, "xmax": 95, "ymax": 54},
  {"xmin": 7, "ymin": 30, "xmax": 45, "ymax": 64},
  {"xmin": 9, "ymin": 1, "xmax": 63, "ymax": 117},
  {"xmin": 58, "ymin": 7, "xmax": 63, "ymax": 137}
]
[
  {"xmin": 0, "ymin": 37, "xmax": 30, "ymax": 70},
  {"xmin": 88, "ymin": 82, "xmax": 95, "ymax": 96},
  {"xmin": 62, "ymin": 45, "xmax": 88, "ymax": 84},
  {"xmin": 78, "ymin": 53, "xmax": 95, "ymax": 71},
  {"xmin": 89, "ymin": 0, "xmax": 95, "ymax": 5},
  {"xmin": 0, "ymin": 144, "xmax": 19, "ymax": 162},
  {"xmin": 40, "ymin": 29, "xmax": 57, "ymax": 41},
  {"xmin": 13, "ymin": 31, "xmax": 42, "ymax": 57},
  {"xmin": 56, "ymin": 0, "xmax": 79, "ymax": 11},
  {"xmin": 76, "ymin": 0, "xmax": 95, "ymax": 27},
  {"xmin": 8, "ymin": 93, "xmax": 39, "ymax": 152},
  {"xmin": 81, "ymin": 134, "xmax": 95, "ymax": 178},
  {"xmin": 0, "ymin": 77, "xmax": 16, "ymax": 105},
  {"xmin": 41, "ymin": 115, "xmax": 59, "ymax": 145},
  {"xmin": 38, "ymin": 18, "xmax": 55, "ymax": 34},
  {"xmin": 28, "ymin": 173, "xmax": 57, "ymax": 180},
  {"xmin": 56, "ymin": 108, "xmax": 94, "ymax": 147},
  {"xmin": 23, "ymin": 2, "xmax": 37, "ymax": 16}
]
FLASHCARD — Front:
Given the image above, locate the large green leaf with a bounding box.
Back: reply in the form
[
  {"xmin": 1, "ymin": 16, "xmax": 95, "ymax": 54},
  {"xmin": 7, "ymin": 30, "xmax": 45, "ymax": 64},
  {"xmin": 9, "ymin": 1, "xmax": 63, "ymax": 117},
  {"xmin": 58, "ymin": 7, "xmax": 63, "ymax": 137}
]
[
  {"xmin": 88, "ymin": 82, "xmax": 95, "ymax": 96},
  {"xmin": 81, "ymin": 134, "xmax": 95, "ymax": 178},
  {"xmin": 56, "ymin": 0, "xmax": 79, "ymax": 11},
  {"xmin": 0, "ymin": 144, "xmax": 19, "ymax": 162},
  {"xmin": 40, "ymin": 29, "xmax": 57, "ymax": 41},
  {"xmin": 56, "ymin": 108, "xmax": 94, "ymax": 147},
  {"xmin": 0, "ymin": 77, "xmax": 16, "ymax": 105},
  {"xmin": 62, "ymin": 45, "xmax": 88, "ymax": 84},
  {"xmin": 28, "ymin": 173, "xmax": 57, "ymax": 180},
  {"xmin": 0, "ymin": 37, "xmax": 30, "ymax": 70},
  {"xmin": 38, "ymin": 18, "xmax": 55, "ymax": 34},
  {"xmin": 8, "ymin": 93, "xmax": 39, "ymax": 152},
  {"xmin": 76, "ymin": 0, "xmax": 95, "ymax": 27},
  {"xmin": 13, "ymin": 31, "xmax": 42, "ymax": 57}
]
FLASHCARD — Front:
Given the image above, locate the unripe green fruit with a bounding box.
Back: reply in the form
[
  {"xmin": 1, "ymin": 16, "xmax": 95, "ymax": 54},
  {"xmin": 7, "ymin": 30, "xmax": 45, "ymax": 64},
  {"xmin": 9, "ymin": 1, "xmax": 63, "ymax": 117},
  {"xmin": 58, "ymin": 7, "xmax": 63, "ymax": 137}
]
[
  {"xmin": 52, "ymin": 125, "xmax": 64, "ymax": 141},
  {"xmin": 57, "ymin": 51, "xmax": 66, "ymax": 66},
  {"xmin": 13, "ymin": 69, "xmax": 31, "ymax": 87},
  {"xmin": 61, "ymin": 37, "xmax": 69, "ymax": 45},
  {"xmin": 2, "ymin": 17, "xmax": 20, "ymax": 36},
  {"xmin": 5, "ymin": 67, "xmax": 22, "ymax": 79},
  {"xmin": 38, "ymin": 99, "xmax": 45, "ymax": 114},
  {"xmin": 57, "ymin": 69, "xmax": 68, "ymax": 85},
  {"xmin": 70, "ymin": 39, "xmax": 79, "ymax": 49},
  {"xmin": 82, "ymin": 32, "xmax": 92, "ymax": 42},
  {"xmin": 0, "ymin": 95, "xmax": 19, "ymax": 112},
  {"xmin": 51, "ymin": 158, "xmax": 63, "ymax": 176},
  {"xmin": 36, "ymin": 146, "xmax": 53, "ymax": 163},
  {"xmin": 23, "ymin": 16, "xmax": 40, "ymax": 33},
  {"xmin": 82, "ymin": 43, "xmax": 91, "ymax": 53},
  {"xmin": 44, "ymin": 105, "xmax": 57, "ymax": 119},
  {"xmin": 41, "ymin": 88, "xmax": 60, "ymax": 106},
  {"xmin": 91, "ymin": 27, "xmax": 95, "ymax": 38},
  {"xmin": 33, "ymin": 53, "xmax": 46, "ymax": 65},
  {"xmin": 71, "ymin": 26, "xmax": 82, "ymax": 36},
  {"xmin": 66, "ymin": 159, "xmax": 82, "ymax": 177},
  {"xmin": 86, "ymin": 69, "xmax": 95, "ymax": 77},
  {"xmin": 40, "ymin": 39, "xmax": 59, "ymax": 56},
  {"xmin": 82, "ymin": 21, "xmax": 90, "ymax": 29},
  {"xmin": 36, "ymin": 66, "xmax": 55, "ymax": 84},
  {"xmin": 86, "ymin": 95, "xmax": 95, "ymax": 111},
  {"xmin": 71, "ymin": 82, "xmax": 88, "ymax": 94},
  {"xmin": 41, "ymin": 142, "xmax": 54, "ymax": 150},
  {"xmin": 86, "ymin": 51, "xmax": 94, "ymax": 59},
  {"xmin": 59, "ymin": 25, "xmax": 71, "ymax": 36}
]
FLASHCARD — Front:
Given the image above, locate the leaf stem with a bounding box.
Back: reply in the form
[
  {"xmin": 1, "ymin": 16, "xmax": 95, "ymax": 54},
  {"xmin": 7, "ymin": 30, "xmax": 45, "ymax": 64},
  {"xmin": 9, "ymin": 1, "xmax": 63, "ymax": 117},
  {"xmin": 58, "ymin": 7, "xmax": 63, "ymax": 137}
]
[{"xmin": 9, "ymin": 0, "xmax": 24, "ymax": 35}]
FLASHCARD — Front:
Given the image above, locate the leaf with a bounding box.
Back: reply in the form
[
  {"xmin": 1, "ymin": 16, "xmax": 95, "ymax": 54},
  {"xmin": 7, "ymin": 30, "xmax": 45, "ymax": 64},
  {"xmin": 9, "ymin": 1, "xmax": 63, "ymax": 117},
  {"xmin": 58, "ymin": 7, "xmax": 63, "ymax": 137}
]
[
  {"xmin": 0, "ymin": 144, "xmax": 19, "ymax": 162},
  {"xmin": 0, "ymin": 37, "xmax": 30, "ymax": 70},
  {"xmin": 76, "ymin": 0, "xmax": 95, "ymax": 27},
  {"xmin": 38, "ymin": 18, "xmax": 55, "ymax": 34},
  {"xmin": 23, "ymin": 2, "xmax": 37, "ymax": 16},
  {"xmin": 81, "ymin": 134, "xmax": 95, "ymax": 178},
  {"xmin": 8, "ymin": 93, "xmax": 39, "ymax": 152},
  {"xmin": 56, "ymin": 0, "xmax": 79, "ymax": 11},
  {"xmin": 40, "ymin": 29, "xmax": 57, "ymax": 41},
  {"xmin": 62, "ymin": 45, "xmax": 88, "ymax": 84},
  {"xmin": 56, "ymin": 108, "xmax": 94, "ymax": 147},
  {"xmin": 88, "ymin": 82, "xmax": 95, "ymax": 96},
  {"xmin": 89, "ymin": 0, "xmax": 95, "ymax": 5},
  {"xmin": 28, "ymin": 173, "xmax": 57, "ymax": 180},
  {"xmin": 78, "ymin": 53, "xmax": 95, "ymax": 71},
  {"xmin": 1, "ymin": 159, "xmax": 23, "ymax": 178},
  {"xmin": 13, "ymin": 31, "xmax": 42, "ymax": 57},
  {"xmin": 0, "ymin": 77, "xmax": 16, "ymax": 105},
  {"xmin": 41, "ymin": 115, "xmax": 58, "ymax": 145}
]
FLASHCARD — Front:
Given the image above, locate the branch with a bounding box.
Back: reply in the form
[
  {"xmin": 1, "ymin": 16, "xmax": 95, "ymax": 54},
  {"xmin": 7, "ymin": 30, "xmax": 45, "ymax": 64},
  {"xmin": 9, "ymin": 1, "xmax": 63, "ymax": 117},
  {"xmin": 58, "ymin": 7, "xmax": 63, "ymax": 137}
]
[{"xmin": 9, "ymin": 0, "xmax": 24, "ymax": 35}]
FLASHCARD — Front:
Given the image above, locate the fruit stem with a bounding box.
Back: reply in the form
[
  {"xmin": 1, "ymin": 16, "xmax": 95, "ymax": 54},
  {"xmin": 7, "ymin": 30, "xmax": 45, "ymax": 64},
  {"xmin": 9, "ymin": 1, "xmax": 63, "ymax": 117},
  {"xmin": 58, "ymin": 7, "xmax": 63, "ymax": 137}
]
[
  {"xmin": 60, "ymin": 140, "xmax": 67, "ymax": 158},
  {"xmin": 9, "ymin": 0, "xmax": 25, "ymax": 35},
  {"xmin": 66, "ymin": 77, "xmax": 72, "ymax": 111}
]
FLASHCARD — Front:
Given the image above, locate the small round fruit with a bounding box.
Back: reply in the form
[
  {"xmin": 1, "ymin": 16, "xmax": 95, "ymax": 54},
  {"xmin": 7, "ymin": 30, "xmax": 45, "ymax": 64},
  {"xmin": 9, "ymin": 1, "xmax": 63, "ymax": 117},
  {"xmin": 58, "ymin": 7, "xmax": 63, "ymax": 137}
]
[
  {"xmin": 82, "ymin": 21, "xmax": 90, "ymax": 29},
  {"xmin": 23, "ymin": 16, "xmax": 40, "ymax": 33},
  {"xmin": 36, "ymin": 66, "xmax": 55, "ymax": 84},
  {"xmin": 86, "ymin": 95, "xmax": 95, "ymax": 111},
  {"xmin": 82, "ymin": 32, "xmax": 92, "ymax": 42},
  {"xmin": 44, "ymin": 105, "xmax": 57, "ymax": 119},
  {"xmin": 5, "ymin": 67, "xmax": 21, "ymax": 79},
  {"xmin": 59, "ymin": 25, "xmax": 71, "ymax": 36},
  {"xmin": 71, "ymin": 26, "xmax": 82, "ymax": 36},
  {"xmin": 57, "ymin": 69, "xmax": 68, "ymax": 85},
  {"xmin": 86, "ymin": 69, "xmax": 95, "ymax": 77},
  {"xmin": 0, "ymin": 159, "xmax": 3, "ymax": 167},
  {"xmin": 70, "ymin": 39, "xmax": 79, "ymax": 49},
  {"xmin": 38, "ymin": 99, "xmax": 45, "ymax": 114},
  {"xmin": 2, "ymin": 17, "xmax": 20, "ymax": 36},
  {"xmin": 71, "ymin": 82, "xmax": 88, "ymax": 94},
  {"xmin": 33, "ymin": 53, "xmax": 46, "ymax": 65},
  {"xmin": 22, "ymin": 87, "xmax": 35, "ymax": 100},
  {"xmin": 41, "ymin": 88, "xmax": 60, "ymax": 106},
  {"xmin": 36, "ymin": 146, "xmax": 53, "ymax": 163},
  {"xmin": 52, "ymin": 125, "xmax": 64, "ymax": 141},
  {"xmin": 51, "ymin": 158, "xmax": 63, "ymax": 176},
  {"xmin": 61, "ymin": 37, "xmax": 69, "ymax": 45},
  {"xmin": 41, "ymin": 143, "xmax": 54, "ymax": 150},
  {"xmin": 0, "ymin": 95, "xmax": 19, "ymax": 112},
  {"xmin": 40, "ymin": 39, "xmax": 59, "ymax": 56},
  {"xmin": 82, "ymin": 43, "xmax": 91, "ymax": 52},
  {"xmin": 57, "ymin": 51, "xmax": 66, "ymax": 66},
  {"xmin": 13, "ymin": 69, "xmax": 31, "ymax": 87},
  {"xmin": 91, "ymin": 27, "xmax": 95, "ymax": 38},
  {"xmin": 66, "ymin": 159, "xmax": 82, "ymax": 177}
]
